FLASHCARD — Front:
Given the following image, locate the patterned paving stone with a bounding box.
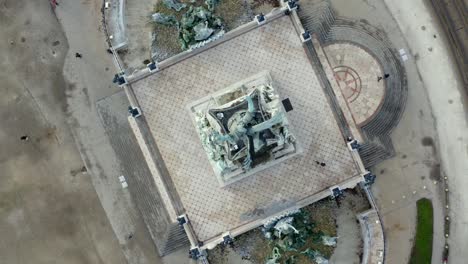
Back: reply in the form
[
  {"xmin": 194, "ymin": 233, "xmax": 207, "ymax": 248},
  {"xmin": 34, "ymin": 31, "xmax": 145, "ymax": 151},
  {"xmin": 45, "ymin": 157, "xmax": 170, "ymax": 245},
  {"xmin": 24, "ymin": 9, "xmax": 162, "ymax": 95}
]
[
  {"xmin": 131, "ymin": 16, "xmax": 360, "ymax": 242},
  {"xmin": 324, "ymin": 43, "xmax": 385, "ymax": 125}
]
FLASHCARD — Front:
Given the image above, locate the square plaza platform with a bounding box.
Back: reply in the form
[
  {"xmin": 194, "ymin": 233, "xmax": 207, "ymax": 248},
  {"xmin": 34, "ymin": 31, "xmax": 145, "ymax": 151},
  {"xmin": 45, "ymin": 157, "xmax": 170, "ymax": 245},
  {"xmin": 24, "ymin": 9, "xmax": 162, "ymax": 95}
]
[
  {"xmin": 128, "ymin": 14, "xmax": 363, "ymax": 243},
  {"xmin": 188, "ymin": 71, "xmax": 301, "ymax": 187}
]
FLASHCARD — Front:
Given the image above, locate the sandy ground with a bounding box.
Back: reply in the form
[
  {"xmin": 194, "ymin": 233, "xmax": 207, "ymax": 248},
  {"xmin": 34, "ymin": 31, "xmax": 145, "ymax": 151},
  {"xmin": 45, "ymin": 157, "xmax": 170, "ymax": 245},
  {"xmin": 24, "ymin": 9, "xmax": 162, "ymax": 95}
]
[
  {"xmin": 382, "ymin": 1, "xmax": 468, "ymax": 263},
  {"xmin": 2, "ymin": 0, "xmax": 175, "ymax": 263},
  {"xmin": 0, "ymin": 0, "xmax": 127, "ymax": 263},
  {"xmin": 52, "ymin": 0, "xmax": 167, "ymax": 263},
  {"xmin": 121, "ymin": 0, "xmax": 158, "ymax": 69}
]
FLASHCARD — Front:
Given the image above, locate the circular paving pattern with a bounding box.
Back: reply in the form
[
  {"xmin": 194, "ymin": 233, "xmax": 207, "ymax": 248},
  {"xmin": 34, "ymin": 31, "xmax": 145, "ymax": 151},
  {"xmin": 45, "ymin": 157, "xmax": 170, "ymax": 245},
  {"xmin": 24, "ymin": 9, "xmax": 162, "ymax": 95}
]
[
  {"xmin": 333, "ymin": 66, "xmax": 361, "ymax": 103},
  {"xmin": 324, "ymin": 42, "xmax": 385, "ymax": 125}
]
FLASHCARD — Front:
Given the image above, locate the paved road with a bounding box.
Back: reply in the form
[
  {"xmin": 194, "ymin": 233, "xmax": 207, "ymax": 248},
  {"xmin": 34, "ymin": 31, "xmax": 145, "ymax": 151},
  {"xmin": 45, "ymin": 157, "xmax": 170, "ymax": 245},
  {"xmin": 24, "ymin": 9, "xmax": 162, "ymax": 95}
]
[{"xmin": 383, "ymin": 0, "xmax": 468, "ymax": 263}]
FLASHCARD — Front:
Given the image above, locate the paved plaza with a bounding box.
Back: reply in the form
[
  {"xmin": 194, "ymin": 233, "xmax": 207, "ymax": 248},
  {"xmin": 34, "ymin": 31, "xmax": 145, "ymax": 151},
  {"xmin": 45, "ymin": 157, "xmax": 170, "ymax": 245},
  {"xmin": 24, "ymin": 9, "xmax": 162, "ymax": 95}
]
[
  {"xmin": 130, "ymin": 15, "xmax": 362, "ymax": 242},
  {"xmin": 324, "ymin": 43, "xmax": 385, "ymax": 125}
]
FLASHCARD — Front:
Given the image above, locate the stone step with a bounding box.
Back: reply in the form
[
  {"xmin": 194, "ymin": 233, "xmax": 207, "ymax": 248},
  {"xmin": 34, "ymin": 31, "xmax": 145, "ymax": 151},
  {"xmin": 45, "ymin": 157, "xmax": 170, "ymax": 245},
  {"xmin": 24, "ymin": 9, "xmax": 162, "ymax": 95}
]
[
  {"xmin": 324, "ymin": 22, "xmax": 407, "ymax": 165},
  {"xmin": 297, "ymin": 5, "xmax": 408, "ymax": 168},
  {"xmin": 160, "ymin": 223, "xmax": 190, "ymax": 256},
  {"xmin": 298, "ymin": 0, "xmax": 335, "ymax": 43}
]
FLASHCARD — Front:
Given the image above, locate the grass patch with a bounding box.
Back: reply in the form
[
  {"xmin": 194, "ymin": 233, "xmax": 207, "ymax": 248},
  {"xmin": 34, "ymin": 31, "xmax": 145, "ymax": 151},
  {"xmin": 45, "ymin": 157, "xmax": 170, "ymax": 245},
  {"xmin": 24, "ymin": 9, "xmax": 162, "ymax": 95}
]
[{"xmin": 409, "ymin": 198, "xmax": 433, "ymax": 264}]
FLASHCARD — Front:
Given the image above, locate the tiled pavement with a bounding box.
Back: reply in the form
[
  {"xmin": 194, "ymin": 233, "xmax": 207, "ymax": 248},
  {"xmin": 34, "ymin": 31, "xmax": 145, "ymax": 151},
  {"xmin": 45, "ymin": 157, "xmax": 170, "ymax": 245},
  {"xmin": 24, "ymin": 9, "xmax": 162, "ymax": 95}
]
[
  {"xmin": 131, "ymin": 16, "xmax": 360, "ymax": 242},
  {"xmin": 324, "ymin": 43, "xmax": 385, "ymax": 125},
  {"xmin": 323, "ymin": 20, "xmax": 408, "ymax": 167}
]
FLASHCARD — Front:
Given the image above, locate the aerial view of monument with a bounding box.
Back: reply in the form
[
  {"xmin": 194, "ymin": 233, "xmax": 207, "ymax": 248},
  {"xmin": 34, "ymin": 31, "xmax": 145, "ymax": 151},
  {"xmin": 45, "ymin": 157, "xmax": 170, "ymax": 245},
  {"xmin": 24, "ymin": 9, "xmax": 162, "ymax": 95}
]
[
  {"xmin": 0, "ymin": 0, "xmax": 466, "ymax": 264},
  {"xmin": 190, "ymin": 72, "xmax": 298, "ymax": 186}
]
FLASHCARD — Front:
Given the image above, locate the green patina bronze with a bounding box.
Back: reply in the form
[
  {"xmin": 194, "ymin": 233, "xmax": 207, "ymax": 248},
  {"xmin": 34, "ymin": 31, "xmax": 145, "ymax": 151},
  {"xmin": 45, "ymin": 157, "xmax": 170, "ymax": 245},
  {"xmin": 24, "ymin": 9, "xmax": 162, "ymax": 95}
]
[{"xmin": 190, "ymin": 72, "xmax": 298, "ymax": 186}]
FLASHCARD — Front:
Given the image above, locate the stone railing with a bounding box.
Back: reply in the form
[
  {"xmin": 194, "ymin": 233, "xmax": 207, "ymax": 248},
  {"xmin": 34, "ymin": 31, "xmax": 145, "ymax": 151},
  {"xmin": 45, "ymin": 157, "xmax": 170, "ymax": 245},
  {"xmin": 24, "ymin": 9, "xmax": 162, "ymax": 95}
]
[
  {"xmin": 357, "ymin": 208, "xmax": 385, "ymax": 264},
  {"xmin": 361, "ymin": 185, "xmax": 386, "ymax": 264}
]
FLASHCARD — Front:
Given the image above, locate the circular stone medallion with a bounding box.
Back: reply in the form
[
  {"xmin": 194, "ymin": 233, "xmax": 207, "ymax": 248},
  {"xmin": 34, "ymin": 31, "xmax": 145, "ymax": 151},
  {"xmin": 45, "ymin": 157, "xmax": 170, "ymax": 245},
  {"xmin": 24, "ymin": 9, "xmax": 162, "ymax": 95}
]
[{"xmin": 333, "ymin": 66, "xmax": 361, "ymax": 103}]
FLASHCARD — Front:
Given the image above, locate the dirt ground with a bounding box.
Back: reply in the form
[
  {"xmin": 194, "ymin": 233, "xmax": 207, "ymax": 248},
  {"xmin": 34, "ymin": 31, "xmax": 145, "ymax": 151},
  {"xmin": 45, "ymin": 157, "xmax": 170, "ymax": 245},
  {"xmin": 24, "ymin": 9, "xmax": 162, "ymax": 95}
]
[
  {"xmin": 207, "ymin": 189, "xmax": 370, "ymax": 264},
  {"xmin": 0, "ymin": 0, "xmax": 127, "ymax": 263},
  {"xmin": 120, "ymin": 0, "xmax": 281, "ymax": 64},
  {"xmin": 121, "ymin": 0, "xmax": 159, "ymax": 68},
  {"xmin": 53, "ymin": 0, "xmax": 166, "ymax": 262}
]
